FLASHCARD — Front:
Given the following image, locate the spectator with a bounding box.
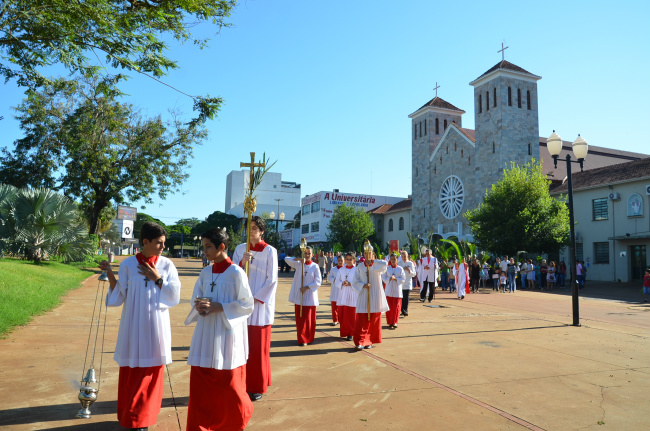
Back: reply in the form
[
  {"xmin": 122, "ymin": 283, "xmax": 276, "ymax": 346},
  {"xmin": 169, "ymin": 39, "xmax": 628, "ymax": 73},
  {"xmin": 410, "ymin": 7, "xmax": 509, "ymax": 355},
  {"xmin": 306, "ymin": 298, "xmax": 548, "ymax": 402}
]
[
  {"xmin": 558, "ymin": 261, "xmax": 567, "ymax": 289},
  {"xmin": 278, "ymin": 249, "xmax": 288, "ymax": 273},
  {"xmin": 540, "ymin": 259, "xmax": 548, "ymax": 290}
]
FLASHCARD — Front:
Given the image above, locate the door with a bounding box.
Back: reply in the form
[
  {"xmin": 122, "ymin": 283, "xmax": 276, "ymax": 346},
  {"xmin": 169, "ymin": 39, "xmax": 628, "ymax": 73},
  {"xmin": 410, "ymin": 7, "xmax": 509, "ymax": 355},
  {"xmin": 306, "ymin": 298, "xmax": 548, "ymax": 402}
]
[{"xmin": 630, "ymin": 245, "xmax": 647, "ymax": 281}]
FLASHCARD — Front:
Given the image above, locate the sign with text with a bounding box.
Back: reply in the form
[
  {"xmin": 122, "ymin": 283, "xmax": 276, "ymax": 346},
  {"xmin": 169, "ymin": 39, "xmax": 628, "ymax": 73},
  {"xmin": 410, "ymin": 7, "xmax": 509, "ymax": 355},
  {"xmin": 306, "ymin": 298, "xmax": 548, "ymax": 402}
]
[{"xmin": 117, "ymin": 205, "xmax": 137, "ymax": 221}]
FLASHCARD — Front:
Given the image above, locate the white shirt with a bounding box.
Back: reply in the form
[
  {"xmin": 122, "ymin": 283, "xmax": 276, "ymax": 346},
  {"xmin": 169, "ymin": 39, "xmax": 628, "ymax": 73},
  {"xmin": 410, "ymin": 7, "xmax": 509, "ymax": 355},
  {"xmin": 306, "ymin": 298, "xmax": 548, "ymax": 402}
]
[
  {"xmin": 398, "ymin": 260, "xmax": 416, "ymax": 291},
  {"xmin": 352, "ymin": 260, "xmax": 389, "ymax": 313},
  {"xmin": 328, "ymin": 265, "xmax": 342, "ymax": 302},
  {"xmin": 418, "ymin": 256, "xmax": 439, "ymax": 284},
  {"xmin": 335, "ymin": 265, "xmax": 358, "ymax": 307},
  {"xmin": 499, "ymin": 260, "xmax": 509, "ymax": 273},
  {"xmin": 184, "ymin": 263, "xmax": 254, "ymax": 370},
  {"xmin": 232, "ymin": 242, "xmax": 278, "ymax": 326},
  {"xmin": 455, "ymin": 263, "xmax": 469, "ymax": 298},
  {"xmin": 106, "ymin": 255, "xmax": 181, "ymax": 368},
  {"xmin": 382, "ymin": 264, "xmax": 406, "ymax": 298},
  {"xmin": 286, "ymin": 258, "xmax": 321, "ymax": 306}
]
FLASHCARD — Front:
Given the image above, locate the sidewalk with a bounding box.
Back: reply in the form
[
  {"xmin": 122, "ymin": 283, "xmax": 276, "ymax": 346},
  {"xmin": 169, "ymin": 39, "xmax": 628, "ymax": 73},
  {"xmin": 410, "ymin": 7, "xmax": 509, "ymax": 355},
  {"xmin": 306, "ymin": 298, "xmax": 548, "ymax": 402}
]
[{"xmin": 0, "ymin": 258, "xmax": 648, "ymax": 431}]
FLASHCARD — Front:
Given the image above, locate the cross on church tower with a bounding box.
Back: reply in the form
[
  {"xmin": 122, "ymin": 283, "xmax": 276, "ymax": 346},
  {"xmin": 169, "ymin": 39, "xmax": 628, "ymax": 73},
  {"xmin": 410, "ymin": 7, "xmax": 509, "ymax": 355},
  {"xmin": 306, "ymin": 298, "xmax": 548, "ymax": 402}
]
[
  {"xmin": 498, "ymin": 42, "xmax": 509, "ymax": 61},
  {"xmin": 433, "ymin": 82, "xmax": 440, "ymax": 98}
]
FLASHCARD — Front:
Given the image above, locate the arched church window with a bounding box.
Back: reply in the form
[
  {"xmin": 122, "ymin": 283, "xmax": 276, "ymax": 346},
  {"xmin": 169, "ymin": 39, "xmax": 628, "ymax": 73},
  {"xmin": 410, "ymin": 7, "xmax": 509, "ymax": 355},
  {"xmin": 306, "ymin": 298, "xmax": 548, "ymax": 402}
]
[
  {"xmin": 455, "ymin": 143, "xmax": 457, "ymax": 151},
  {"xmin": 468, "ymin": 155, "xmax": 471, "ymax": 165},
  {"xmin": 388, "ymin": 219, "xmax": 393, "ymax": 232},
  {"xmin": 419, "ymin": 121, "xmax": 422, "ymax": 137},
  {"xmin": 399, "ymin": 217, "xmax": 405, "ymax": 231},
  {"xmin": 508, "ymin": 87, "xmax": 512, "ymax": 106},
  {"xmin": 434, "ymin": 165, "xmax": 436, "ymax": 175},
  {"xmin": 527, "ymin": 90, "xmax": 531, "ymax": 110},
  {"xmin": 461, "ymin": 149, "xmax": 464, "ymax": 158},
  {"xmin": 435, "ymin": 118, "xmax": 439, "ymax": 134},
  {"xmin": 517, "ymin": 89, "xmax": 522, "ymax": 108},
  {"xmin": 492, "ymin": 142, "xmax": 495, "ymax": 153},
  {"xmin": 446, "ymin": 146, "xmax": 449, "ymax": 154},
  {"xmin": 486, "ymin": 91, "xmax": 489, "ymax": 111},
  {"xmin": 424, "ymin": 119, "xmax": 427, "ymax": 135},
  {"xmin": 493, "ymin": 88, "xmax": 497, "ymax": 107},
  {"xmin": 528, "ymin": 143, "xmax": 532, "ymax": 155},
  {"xmin": 478, "ymin": 94, "xmax": 482, "ymax": 113},
  {"xmin": 444, "ymin": 119, "xmax": 447, "ymax": 130}
]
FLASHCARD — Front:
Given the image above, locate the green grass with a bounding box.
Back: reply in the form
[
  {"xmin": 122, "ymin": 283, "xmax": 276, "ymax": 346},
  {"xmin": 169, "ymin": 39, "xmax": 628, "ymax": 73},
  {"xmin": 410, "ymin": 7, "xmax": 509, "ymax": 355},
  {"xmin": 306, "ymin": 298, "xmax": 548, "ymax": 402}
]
[{"xmin": 0, "ymin": 258, "xmax": 96, "ymax": 337}]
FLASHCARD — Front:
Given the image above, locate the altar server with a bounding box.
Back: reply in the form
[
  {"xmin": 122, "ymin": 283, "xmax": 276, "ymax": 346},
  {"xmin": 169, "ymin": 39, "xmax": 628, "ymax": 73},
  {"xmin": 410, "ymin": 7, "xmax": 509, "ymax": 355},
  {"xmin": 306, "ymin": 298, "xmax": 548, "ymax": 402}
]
[
  {"xmin": 455, "ymin": 257, "xmax": 470, "ymax": 300},
  {"xmin": 352, "ymin": 252, "xmax": 389, "ymax": 350},
  {"xmin": 417, "ymin": 249, "xmax": 439, "ymax": 302},
  {"xmin": 105, "ymin": 222, "xmax": 181, "ymax": 430},
  {"xmin": 334, "ymin": 253, "xmax": 358, "ymax": 340},
  {"xmin": 286, "ymin": 246, "xmax": 322, "ymax": 346},
  {"xmin": 327, "ymin": 258, "xmax": 343, "ymax": 326},
  {"xmin": 398, "ymin": 251, "xmax": 416, "ymax": 317},
  {"xmin": 185, "ymin": 228, "xmax": 254, "ymax": 431},
  {"xmin": 233, "ymin": 216, "xmax": 278, "ymax": 402},
  {"xmin": 382, "ymin": 253, "xmax": 406, "ymax": 329}
]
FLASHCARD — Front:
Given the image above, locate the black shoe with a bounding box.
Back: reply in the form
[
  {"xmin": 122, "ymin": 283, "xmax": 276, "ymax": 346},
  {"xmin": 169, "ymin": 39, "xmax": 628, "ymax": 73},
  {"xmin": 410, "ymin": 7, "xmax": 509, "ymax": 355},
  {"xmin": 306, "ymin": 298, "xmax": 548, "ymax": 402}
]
[
  {"xmin": 428, "ymin": 299, "xmax": 432, "ymax": 303},
  {"xmin": 131, "ymin": 428, "xmax": 148, "ymax": 431},
  {"xmin": 249, "ymin": 393, "xmax": 263, "ymax": 402},
  {"xmin": 403, "ymin": 312, "xmax": 408, "ymax": 317},
  {"xmin": 419, "ymin": 299, "xmax": 425, "ymax": 302},
  {"xmin": 299, "ymin": 343, "xmax": 307, "ymax": 346},
  {"xmin": 364, "ymin": 345, "xmax": 373, "ymax": 349},
  {"xmin": 346, "ymin": 335, "xmax": 353, "ymax": 341}
]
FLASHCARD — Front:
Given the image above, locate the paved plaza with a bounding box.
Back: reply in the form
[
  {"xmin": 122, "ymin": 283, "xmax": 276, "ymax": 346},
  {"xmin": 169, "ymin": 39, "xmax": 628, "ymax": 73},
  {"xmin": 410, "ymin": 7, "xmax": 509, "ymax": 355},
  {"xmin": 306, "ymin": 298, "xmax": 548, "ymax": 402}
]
[{"xmin": 0, "ymin": 258, "xmax": 648, "ymax": 431}]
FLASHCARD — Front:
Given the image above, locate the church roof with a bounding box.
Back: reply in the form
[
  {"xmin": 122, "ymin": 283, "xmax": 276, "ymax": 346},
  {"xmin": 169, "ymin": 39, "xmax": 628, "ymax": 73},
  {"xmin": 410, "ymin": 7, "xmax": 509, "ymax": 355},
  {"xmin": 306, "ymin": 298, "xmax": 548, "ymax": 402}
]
[
  {"xmin": 469, "ymin": 60, "xmax": 541, "ymax": 86},
  {"xmin": 409, "ymin": 97, "xmax": 465, "ymax": 118},
  {"xmin": 550, "ymin": 157, "xmax": 650, "ymax": 194},
  {"xmin": 366, "ymin": 199, "xmax": 412, "ymax": 215}
]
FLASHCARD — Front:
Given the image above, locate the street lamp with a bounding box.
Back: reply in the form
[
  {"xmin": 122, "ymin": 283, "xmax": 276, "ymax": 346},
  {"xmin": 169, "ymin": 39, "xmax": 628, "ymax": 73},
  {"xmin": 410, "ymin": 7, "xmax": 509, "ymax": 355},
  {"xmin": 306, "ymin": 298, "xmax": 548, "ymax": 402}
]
[
  {"xmin": 193, "ymin": 236, "xmax": 198, "ymax": 258},
  {"xmin": 546, "ymin": 130, "xmax": 588, "ymax": 327}
]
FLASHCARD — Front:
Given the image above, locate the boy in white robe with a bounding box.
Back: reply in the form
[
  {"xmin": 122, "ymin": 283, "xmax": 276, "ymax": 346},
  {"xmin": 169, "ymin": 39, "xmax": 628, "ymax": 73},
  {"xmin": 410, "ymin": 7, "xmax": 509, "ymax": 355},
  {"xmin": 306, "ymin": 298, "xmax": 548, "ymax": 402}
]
[
  {"xmin": 232, "ymin": 216, "xmax": 278, "ymax": 402},
  {"xmin": 327, "ymin": 258, "xmax": 343, "ymax": 326},
  {"xmin": 103, "ymin": 221, "xmax": 181, "ymax": 430},
  {"xmin": 185, "ymin": 227, "xmax": 254, "ymax": 431},
  {"xmin": 334, "ymin": 253, "xmax": 357, "ymax": 340},
  {"xmin": 456, "ymin": 257, "xmax": 470, "ymax": 299},
  {"xmin": 285, "ymin": 246, "xmax": 322, "ymax": 346},
  {"xmin": 398, "ymin": 251, "xmax": 416, "ymax": 317},
  {"xmin": 382, "ymin": 253, "xmax": 406, "ymax": 329},
  {"xmin": 352, "ymin": 252, "xmax": 389, "ymax": 350}
]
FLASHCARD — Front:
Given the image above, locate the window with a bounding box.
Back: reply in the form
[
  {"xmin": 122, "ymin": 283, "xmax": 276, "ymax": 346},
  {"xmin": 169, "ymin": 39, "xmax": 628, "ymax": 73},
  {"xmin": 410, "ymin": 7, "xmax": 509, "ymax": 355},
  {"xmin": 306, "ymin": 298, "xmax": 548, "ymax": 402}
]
[
  {"xmin": 478, "ymin": 94, "xmax": 482, "ymax": 113},
  {"xmin": 301, "ymin": 224, "xmax": 309, "ymax": 234},
  {"xmin": 493, "ymin": 87, "xmax": 497, "ymax": 107},
  {"xmin": 419, "ymin": 121, "xmax": 422, "ymax": 137},
  {"xmin": 388, "ymin": 219, "xmax": 394, "ymax": 232},
  {"xmin": 302, "ymin": 204, "xmax": 310, "ymax": 215},
  {"xmin": 416, "ymin": 167, "xmax": 419, "ymax": 177},
  {"xmin": 311, "ymin": 201, "xmax": 320, "ymax": 212},
  {"xmin": 424, "ymin": 119, "xmax": 427, "ymax": 135},
  {"xmin": 517, "ymin": 88, "xmax": 522, "ymax": 108},
  {"xmin": 492, "ymin": 142, "xmax": 495, "ymax": 153},
  {"xmin": 414, "ymin": 124, "xmax": 417, "ymax": 140},
  {"xmin": 508, "ymin": 87, "xmax": 512, "ymax": 106},
  {"xmin": 576, "ymin": 243, "xmax": 584, "ymax": 261},
  {"xmin": 444, "ymin": 119, "xmax": 447, "ymax": 130},
  {"xmin": 311, "ymin": 222, "xmax": 319, "ymax": 232},
  {"xmin": 592, "ymin": 198, "xmax": 608, "ymax": 221},
  {"xmin": 435, "ymin": 118, "xmax": 439, "ymax": 134},
  {"xmin": 377, "ymin": 221, "xmax": 382, "ymax": 232},
  {"xmin": 399, "ymin": 217, "xmax": 405, "ymax": 230},
  {"xmin": 528, "ymin": 143, "xmax": 532, "ymax": 155},
  {"xmin": 486, "ymin": 91, "xmax": 489, "ymax": 111},
  {"xmin": 594, "ymin": 242, "xmax": 609, "ymax": 264},
  {"xmin": 527, "ymin": 90, "xmax": 531, "ymax": 110}
]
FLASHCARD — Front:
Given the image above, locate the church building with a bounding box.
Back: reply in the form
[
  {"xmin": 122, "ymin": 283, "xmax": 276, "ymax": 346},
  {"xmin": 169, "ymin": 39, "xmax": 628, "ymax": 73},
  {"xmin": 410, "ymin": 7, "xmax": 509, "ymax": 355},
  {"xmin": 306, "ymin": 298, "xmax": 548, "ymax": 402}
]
[{"xmin": 410, "ymin": 59, "xmax": 646, "ymax": 241}]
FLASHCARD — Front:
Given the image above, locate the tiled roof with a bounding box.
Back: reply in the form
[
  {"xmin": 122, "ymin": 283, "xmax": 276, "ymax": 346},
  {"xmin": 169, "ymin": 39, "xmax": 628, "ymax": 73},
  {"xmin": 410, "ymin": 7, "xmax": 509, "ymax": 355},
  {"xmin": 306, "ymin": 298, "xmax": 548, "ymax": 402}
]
[
  {"xmin": 367, "ymin": 204, "xmax": 392, "ymax": 214},
  {"xmin": 474, "ymin": 60, "xmax": 536, "ymax": 81},
  {"xmin": 550, "ymin": 157, "xmax": 650, "ymax": 194},
  {"xmin": 366, "ymin": 199, "xmax": 412, "ymax": 215},
  {"xmin": 414, "ymin": 96, "xmax": 464, "ymax": 113}
]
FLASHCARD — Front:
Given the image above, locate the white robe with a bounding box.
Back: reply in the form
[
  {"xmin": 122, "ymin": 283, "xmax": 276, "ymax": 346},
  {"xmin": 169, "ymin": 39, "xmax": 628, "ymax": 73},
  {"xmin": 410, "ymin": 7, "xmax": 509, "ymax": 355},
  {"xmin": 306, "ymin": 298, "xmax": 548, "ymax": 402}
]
[
  {"xmin": 352, "ymin": 260, "xmax": 389, "ymax": 313},
  {"xmin": 417, "ymin": 256, "xmax": 439, "ymax": 285},
  {"xmin": 327, "ymin": 265, "xmax": 342, "ymax": 302},
  {"xmin": 184, "ymin": 264, "xmax": 254, "ymax": 370},
  {"xmin": 106, "ymin": 255, "xmax": 181, "ymax": 368},
  {"xmin": 382, "ymin": 265, "xmax": 406, "ymax": 298},
  {"xmin": 455, "ymin": 263, "xmax": 469, "ymax": 298},
  {"xmin": 285, "ymin": 258, "xmax": 321, "ymax": 306},
  {"xmin": 335, "ymin": 266, "xmax": 358, "ymax": 307},
  {"xmin": 399, "ymin": 260, "xmax": 416, "ymax": 291},
  {"xmin": 232, "ymin": 243, "xmax": 278, "ymax": 326}
]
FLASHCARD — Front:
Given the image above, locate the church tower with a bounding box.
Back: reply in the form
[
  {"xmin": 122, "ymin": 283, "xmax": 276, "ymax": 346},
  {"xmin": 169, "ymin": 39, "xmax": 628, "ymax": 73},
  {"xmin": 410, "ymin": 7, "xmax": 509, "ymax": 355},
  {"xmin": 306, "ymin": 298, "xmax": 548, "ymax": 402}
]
[
  {"xmin": 469, "ymin": 60, "xmax": 541, "ymax": 187},
  {"xmin": 409, "ymin": 96, "xmax": 465, "ymax": 235}
]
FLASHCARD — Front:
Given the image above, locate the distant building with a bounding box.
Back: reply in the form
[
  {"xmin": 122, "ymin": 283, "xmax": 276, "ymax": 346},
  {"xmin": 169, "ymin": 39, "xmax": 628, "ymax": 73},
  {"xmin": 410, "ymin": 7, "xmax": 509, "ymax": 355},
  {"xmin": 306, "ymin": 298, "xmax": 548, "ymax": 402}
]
[
  {"xmin": 551, "ymin": 158, "xmax": 650, "ymax": 282},
  {"xmin": 225, "ymin": 170, "xmax": 301, "ymax": 228},
  {"xmin": 367, "ymin": 198, "xmax": 412, "ymax": 251},
  {"xmin": 300, "ymin": 190, "xmax": 405, "ymax": 244}
]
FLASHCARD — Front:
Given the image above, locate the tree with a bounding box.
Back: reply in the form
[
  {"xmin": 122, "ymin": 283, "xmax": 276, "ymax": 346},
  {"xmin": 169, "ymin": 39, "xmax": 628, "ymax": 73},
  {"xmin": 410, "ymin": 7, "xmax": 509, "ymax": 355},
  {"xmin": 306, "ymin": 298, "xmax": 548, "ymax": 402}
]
[
  {"xmin": 326, "ymin": 204, "xmax": 375, "ymax": 251},
  {"xmin": 0, "ymin": 0, "xmax": 235, "ymax": 123},
  {"xmin": 192, "ymin": 211, "xmax": 240, "ymax": 236},
  {"xmin": 283, "ymin": 211, "xmax": 301, "ymax": 229},
  {"xmin": 0, "ymin": 76, "xmax": 208, "ymax": 234},
  {"xmin": 465, "ymin": 160, "xmax": 570, "ymax": 257},
  {"xmin": 133, "ymin": 212, "xmax": 167, "ymax": 240},
  {"xmin": 175, "ymin": 218, "xmax": 201, "ymax": 230}
]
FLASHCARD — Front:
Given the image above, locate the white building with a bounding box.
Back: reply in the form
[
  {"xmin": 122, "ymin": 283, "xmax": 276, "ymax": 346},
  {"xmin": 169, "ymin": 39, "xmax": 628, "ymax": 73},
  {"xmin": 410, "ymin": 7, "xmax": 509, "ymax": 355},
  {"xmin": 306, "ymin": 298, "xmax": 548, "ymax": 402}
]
[
  {"xmin": 551, "ymin": 158, "xmax": 650, "ymax": 282},
  {"xmin": 225, "ymin": 170, "xmax": 301, "ymax": 226},
  {"xmin": 367, "ymin": 199, "xmax": 412, "ymax": 251},
  {"xmin": 300, "ymin": 190, "xmax": 405, "ymax": 243}
]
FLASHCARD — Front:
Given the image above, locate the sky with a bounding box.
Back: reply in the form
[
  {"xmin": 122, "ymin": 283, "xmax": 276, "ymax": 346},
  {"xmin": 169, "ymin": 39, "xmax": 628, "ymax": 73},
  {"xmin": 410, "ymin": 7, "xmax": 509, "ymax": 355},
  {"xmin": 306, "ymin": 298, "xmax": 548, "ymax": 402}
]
[{"xmin": 1, "ymin": 0, "xmax": 649, "ymax": 225}]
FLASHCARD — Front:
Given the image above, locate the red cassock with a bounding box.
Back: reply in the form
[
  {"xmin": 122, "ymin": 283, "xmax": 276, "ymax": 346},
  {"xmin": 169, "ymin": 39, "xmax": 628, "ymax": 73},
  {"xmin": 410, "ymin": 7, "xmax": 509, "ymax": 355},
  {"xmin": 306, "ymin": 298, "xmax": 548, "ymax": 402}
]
[
  {"xmin": 338, "ymin": 305, "xmax": 356, "ymax": 338},
  {"xmin": 353, "ymin": 312, "xmax": 382, "ymax": 347},
  {"xmin": 330, "ymin": 301, "xmax": 339, "ymax": 323},
  {"xmin": 187, "ymin": 366, "xmax": 253, "ymax": 431},
  {"xmin": 246, "ymin": 324, "xmax": 272, "ymax": 394},
  {"xmin": 117, "ymin": 365, "xmax": 164, "ymax": 429},
  {"xmin": 385, "ymin": 297, "xmax": 402, "ymax": 326},
  {"xmin": 294, "ymin": 305, "xmax": 317, "ymax": 344}
]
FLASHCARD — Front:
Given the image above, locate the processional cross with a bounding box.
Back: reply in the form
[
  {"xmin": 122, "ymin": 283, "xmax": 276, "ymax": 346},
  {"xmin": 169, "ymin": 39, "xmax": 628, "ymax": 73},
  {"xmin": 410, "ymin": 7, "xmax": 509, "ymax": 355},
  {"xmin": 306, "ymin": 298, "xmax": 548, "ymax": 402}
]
[
  {"xmin": 498, "ymin": 42, "xmax": 509, "ymax": 61},
  {"xmin": 240, "ymin": 152, "xmax": 266, "ymax": 276}
]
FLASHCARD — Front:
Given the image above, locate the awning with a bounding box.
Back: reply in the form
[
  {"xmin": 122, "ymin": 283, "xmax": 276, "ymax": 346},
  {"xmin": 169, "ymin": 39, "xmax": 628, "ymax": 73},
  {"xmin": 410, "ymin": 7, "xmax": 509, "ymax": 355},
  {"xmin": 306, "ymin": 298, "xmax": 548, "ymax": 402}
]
[{"xmin": 607, "ymin": 234, "xmax": 650, "ymax": 240}]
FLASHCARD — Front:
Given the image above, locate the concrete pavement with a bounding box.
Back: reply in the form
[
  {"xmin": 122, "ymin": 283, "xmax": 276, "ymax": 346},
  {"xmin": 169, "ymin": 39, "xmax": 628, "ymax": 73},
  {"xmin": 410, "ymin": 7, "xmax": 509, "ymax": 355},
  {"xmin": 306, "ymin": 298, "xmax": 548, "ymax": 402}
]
[{"xmin": 0, "ymin": 258, "xmax": 648, "ymax": 431}]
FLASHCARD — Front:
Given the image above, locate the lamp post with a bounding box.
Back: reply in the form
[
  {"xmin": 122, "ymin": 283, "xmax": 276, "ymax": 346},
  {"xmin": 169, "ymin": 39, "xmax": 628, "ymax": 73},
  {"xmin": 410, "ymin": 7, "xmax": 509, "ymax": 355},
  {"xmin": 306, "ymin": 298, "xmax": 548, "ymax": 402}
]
[
  {"xmin": 193, "ymin": 236, "xmax": 198, "ymax": 258},
  {"xmin": 546, "ymin": 131, "xmax": 588, "ymax": 327}
]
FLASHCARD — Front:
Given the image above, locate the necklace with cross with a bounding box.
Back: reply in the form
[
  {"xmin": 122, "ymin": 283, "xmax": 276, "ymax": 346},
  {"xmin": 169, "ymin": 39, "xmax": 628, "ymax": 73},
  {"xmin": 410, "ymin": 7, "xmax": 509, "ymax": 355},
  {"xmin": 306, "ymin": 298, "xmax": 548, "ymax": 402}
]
[
  {"xmin": 210, "ymin": 273, "xmax": 223, "ymax": 292},
  {"xmin": 498, "ymin": 42, "xmax": 509, "ymax": 61}
]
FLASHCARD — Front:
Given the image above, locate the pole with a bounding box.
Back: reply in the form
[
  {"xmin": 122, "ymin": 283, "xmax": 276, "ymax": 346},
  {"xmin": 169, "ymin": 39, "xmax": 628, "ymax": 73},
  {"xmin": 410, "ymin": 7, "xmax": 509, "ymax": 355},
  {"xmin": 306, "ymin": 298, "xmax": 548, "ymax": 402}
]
[
  {"xmin": 180, "ymin": 230, "xmax": 184, "ymax": 258},
  {"xmin": 366, "ymin": 263, "xmax": 371, "ymax": 320},
  {"xmin": 566, "ymin": 154, "xmax": 580, "ymax": 326},
  {"xmin": 300, "ymin": 250, "xmax": 304, "ymax": 318}
]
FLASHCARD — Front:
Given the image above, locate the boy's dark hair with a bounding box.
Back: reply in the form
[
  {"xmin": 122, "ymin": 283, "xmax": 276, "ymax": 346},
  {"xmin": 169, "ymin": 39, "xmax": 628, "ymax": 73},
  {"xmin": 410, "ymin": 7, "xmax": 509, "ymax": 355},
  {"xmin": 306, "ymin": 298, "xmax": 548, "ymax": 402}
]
[
  {"xmin": 345, "ymin": 252, "xmax": 355, "ymax": 259},
  {"xmin": 247, "ymin": 215, "xmax": 266, "ymax": 234},
  {"xmin": 202, "ymin": 228, "xmax": 230, "ymax": 251},
  {"xmin": 140, "ymin": 221, "xmax": 167, "ymax": 243}
]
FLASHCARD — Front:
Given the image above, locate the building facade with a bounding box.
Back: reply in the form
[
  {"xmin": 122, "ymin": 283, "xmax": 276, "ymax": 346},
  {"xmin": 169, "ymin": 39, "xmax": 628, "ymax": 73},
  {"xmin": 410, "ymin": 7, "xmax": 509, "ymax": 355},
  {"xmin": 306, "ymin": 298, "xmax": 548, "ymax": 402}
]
[{"xmin": 367, "ymin": 199, "xmax": 412, "ymax": 251}]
